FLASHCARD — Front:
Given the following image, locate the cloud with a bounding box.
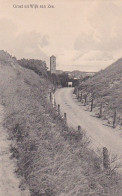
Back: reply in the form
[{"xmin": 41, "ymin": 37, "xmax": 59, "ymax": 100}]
[
  {"xmin": 12, "ymin": 32, "xmax": 49, "ymax": 60},
  {"xmin": 0, "ymin": 1, "xmax": 122, "ymax": 72},
  {"xmin": 77, "ymin": 1, "xmax": 122, "ymax": 52},
  {"xmin": 72, "ymin": 1, "xmax": 122, "ymax": 71},
  {"xmin": 75, "ymin": 50, "xmax": 114, "ymax": 61},
  {"xmin": 0, "ymin": 18, "xmax": 17, "ymax": 50},
  {"xmin": 74, "ymin": 32, "xmax": 98, "ymax": 51},
  {"xmin": 56, "ymin": 50, "xmax": 79, "ymax": 66},
  {"xmin": 40, "ymin": 35, "xmax": 50, "ymax": 48},
  {"xmin": 0, "ymin": 18, "xmax": 50, "ymax": 62},
  {"xmin": 88, "ymin": 1, "xmax": 122, "ymax": 51}
]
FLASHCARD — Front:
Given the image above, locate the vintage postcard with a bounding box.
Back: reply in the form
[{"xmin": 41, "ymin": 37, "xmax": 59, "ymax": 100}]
[{"xmin": 0, "ymin": 0, "xmax": 122, "ymax": 195}]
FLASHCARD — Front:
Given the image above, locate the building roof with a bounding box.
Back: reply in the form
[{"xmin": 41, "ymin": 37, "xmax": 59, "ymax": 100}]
[{"xmin": 50, "ymin": 55, "xmax": 56, "ymax": 58}]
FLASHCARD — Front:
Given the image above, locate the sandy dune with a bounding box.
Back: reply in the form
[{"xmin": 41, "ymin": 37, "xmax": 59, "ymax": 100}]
[{"xmin": 0, "ymin": 105, "xmax": 30, "ymax": 196}]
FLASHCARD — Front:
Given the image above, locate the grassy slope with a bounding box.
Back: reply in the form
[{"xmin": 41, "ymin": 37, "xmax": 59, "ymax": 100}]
[
  {"xmin": 0, "ymin": 50, "xmax": 121, "ymax": 196},
  {"xmin": 79, "ymin": 58, "xmax": 122, "ymax": 126}
]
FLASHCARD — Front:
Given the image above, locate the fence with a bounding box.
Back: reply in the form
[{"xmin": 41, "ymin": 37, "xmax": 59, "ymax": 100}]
[
  {"xmin": 75, "ymin": 89, "xmax": 118, "ymax": 128},
  {"xmin": 49, "ymin": 90, "xmax": 112, "ymax": 171}
]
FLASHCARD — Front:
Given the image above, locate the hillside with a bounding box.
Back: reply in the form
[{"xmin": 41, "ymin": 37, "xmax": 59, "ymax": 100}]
[
  {"xmin": 0, "ymin": 50, "xmax": 121, "ymax": 196},
  {"xmin": 18, "ymin": 58, "xmax": 48, "ymax": 77},
  {"xmin": 78, "ymin": 58, "xmax": 122, "ymax": 127},
  {"xmin": 65, "ymin": 70, "xmax": 95, "ymax": 79}
]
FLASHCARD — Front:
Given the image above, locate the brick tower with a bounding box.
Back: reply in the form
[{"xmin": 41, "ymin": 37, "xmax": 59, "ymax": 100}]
[{"xmin": 50, "ymin": 55, "xmax": 56, "ymax": 74}]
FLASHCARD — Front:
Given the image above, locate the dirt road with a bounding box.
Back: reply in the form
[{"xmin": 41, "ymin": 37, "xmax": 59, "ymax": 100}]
[
  {"xmin": 0, "ymin": 105, "xmax": 30, "ymax": 196},
  {"xmin": 55, "ymin": 88, "xmax": 122, "ymax": 161}
]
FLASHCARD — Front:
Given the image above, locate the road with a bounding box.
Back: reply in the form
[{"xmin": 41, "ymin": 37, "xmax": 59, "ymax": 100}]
[{"xmin": 55, "ymin": 88, "xmax": 122, "ymax": 161}]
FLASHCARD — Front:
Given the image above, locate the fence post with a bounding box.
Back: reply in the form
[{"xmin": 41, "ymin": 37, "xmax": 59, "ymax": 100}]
[
  {"xmin": 78, "ymin": 91, "xmax": 81, "ymax": 102},
  {"xmin": 76, "ymin": 89, "xmax": 77, "ymax": 95},
  {"xmin": 99, "ymin": 103, "xmax": 103, "ymax": 118},
  {"xmin": 78, "ymin": 125, "xmax": 81, "ymax": 132},
  {"xmin": 58, "ymin": 104, "xmax": 60, "ymax": 115},
  {"xmin": 91, "ymin": 98, "xmax": 94, "ymax": 112},
  {"xmin": 54, "ymin": 98, "xmax": 56, "ymax": 108},
  {"xmin": 54, "ymin": 99, "xmax": 56, "ymax": 108},
  {"xmin": 113, "ymin": 110, "xmax": 117, "ymax": 128},
  {"xmin": 64, "ymin": 112, "xmax": 67, "ymax": 124},
  {"xmin": 103, "ymin": 147, "xmax": 110, "ymax": 170},
  {"xmin": 77, "ymin": 89, "xmax": 79, "ymax": 99},
  {"xmin": 80, "ymin": 92, "xmax": 83, "ymax": 102},
  {"xmin": 79, "ymin": 93, "xmax": 82, "ymax": 102},
  {"xmin": 84, "ymin": 94, "xmax": 87, "ymax": 106},
  {"xmin": 73, "ymin": 88, "xmax": 76, "ymax": 94},
  {"xmin": 50, "ymin": 92, "xmax": 52, "ymax": 102},
  {"xmin": 52, "ymin": 93, "xmax": 55, "ymax": 107}
]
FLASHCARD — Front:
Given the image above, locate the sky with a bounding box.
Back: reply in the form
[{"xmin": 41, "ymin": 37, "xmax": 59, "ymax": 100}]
[{"xmin": 0, "ymin": 0, "xmax": 122, "ymax": 71}]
